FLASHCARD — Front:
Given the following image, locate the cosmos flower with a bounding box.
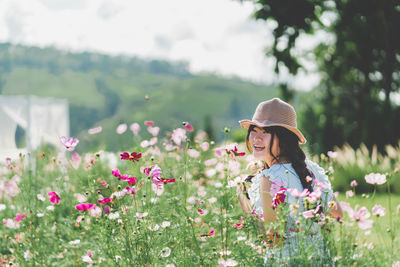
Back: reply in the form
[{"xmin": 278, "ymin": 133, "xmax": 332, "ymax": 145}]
[
  {"xmin": 76, "ymin": 203, "xmax": 96, "ymax": 211},
  {"xmin": 372, "ymin": 205, "xmax": 386, "ymax": 217},
  {"xmin": 171, "ymin": 128, "xmax": 187, "ymax": 145},
  {"xmin": 350, "ymin": 180, "xmax": 358, "ymax": 187},
  {"xmin": 88, "ymin": 126, "xmax": 102, "ymax": 134},
  {"xmin": 272, "ymin": 188, "xmax": 287, "ymax": 210},
  {"xmin": 59, "ymin": 136, "xmax": 79, "ymax": 151},
  {"xmin": 130, "ymin": 123, "xmax": 140, "ymax": 136},
  {"xmin": 120, "ymin": 152, "xmax": 142, "ymax": 162},
  {"xmin": 225, "ymin": 146, "xmax": 245, "ymax": 161},
  {"xmin": 365, "ymin": 173, "xmax": 386, "ymax": 185},
  {"xmin": 116, "ymin": 123, "xmax": 127, "ymax": 134},
  {"xmin": 48, "ymin": 191, "xmax": 60, "ymax": 205}
]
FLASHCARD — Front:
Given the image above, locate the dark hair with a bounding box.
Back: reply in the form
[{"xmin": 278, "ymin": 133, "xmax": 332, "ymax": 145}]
[{"xmin": 245, "ymin": 125, "xmax": 315, "ymax": 193}]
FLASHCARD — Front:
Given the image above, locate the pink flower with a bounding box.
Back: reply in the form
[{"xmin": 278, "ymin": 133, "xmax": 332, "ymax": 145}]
[
  {"xmin": 71, "ymin": 152, "xmax": 81, "ymax": 169},
  {"xmin": 302, "ymin": 205, "xmax": 321, "ymax": 219},
  {"xmin": 116, "ymin": 123, "xmax": 127, "ymax": 134},
  {"xmin": 204, "ymin": 158, "xmax": 217, "ymax": 166},
  {"xmin": 97, "ymin": 178, "xmax": 108, "ymax": 188},
  {"xmin": 215, "ymin": 149, "xmax": 223, "ymax": 157},
  {"xmin": 350, "ymin": 180, "xmax": 358, "ymax": 187},
  {"xmin": 372, "ymin": 205, "xmax": 386, "ymax": 217},
  {"xmin": 171, "ymin": 128, "xmax": 187, "ymax": 145},
  {"xmin": 271, "ymin": 180, "xmax": 288, "ymax": 197},
  {"xmin": 88, "ymin": 126, "xmax": 102, "ymax": 134},
  {"xmin": 345, "ymin": 204, "xmax": 373, "ymax": 229},
  {"xmin": 365, "ymin": 173, "xmax": 386, "ymax": 185},
  {"xmin": 345, "ymin": 190, "xmax": 354, "ymax": 198},
  {"xmin": 76, "ymin": 203, "xmax": 96, "ymax": 211},
  {"xmin": 288, "ymin": 188, "xmax": 310, "ymax": 198},
  {"xmin": 152, "ymin": 183, "xmax": 164, "ymax": 196},
  {"xmin": 130, "ymin": 123, "xmax": 140, "ymax": 136},
  {"xmin": 187, "ymin": 149, "xmax": 200, "ymax": 158},
  {"xmin": 48, "ymin": 192, "xmax": 60, "ymax": 205},
  {"xmin": 144, "ymin": 121, "xmax": 154, "ymax": 126},
  {"xmin": 200, "ymin": 142, "xmax": 209, "ymax": 151},
  {"xmin": 5, "ymin": 157, "xmax": 15, "ymax": 168},
  {"xmin": 147, "ymin": 126, "xmax": 160, "ymax": 136},
  {"xmin": 327, "ymin": 151, "xmax": 338, "ymax": 158},
  {"xmin": 272, "ymin": 188, "xmax": 287, "ymax": 210},
  {"xmin": 14, "ymin": 213, "xmax": 26, "ymax": 222},
  {"xmin": 112, "ymin": 168, "xmax": 121, "ymax": 178},
  {"xmin": 59, "ymin": 136, "xmax": 79, "ymax": 151},
  {"xmin": 308, "ymin": 188, "xmax": 322, "ymax": 202},
  {"xmin": 135, "ymin": 212, "xmax": 148, "ymax": 218}
]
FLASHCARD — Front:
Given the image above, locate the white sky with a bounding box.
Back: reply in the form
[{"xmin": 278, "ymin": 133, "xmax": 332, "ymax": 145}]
[{"xmin": 0, "ymin": 0, "xmax": 325, "ymax": 91}]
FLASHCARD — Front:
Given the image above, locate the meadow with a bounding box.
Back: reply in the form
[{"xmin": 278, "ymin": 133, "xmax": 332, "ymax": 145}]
[{"xmin": 1, "ymin": 122, "xmax": 399, "ymax": 266}]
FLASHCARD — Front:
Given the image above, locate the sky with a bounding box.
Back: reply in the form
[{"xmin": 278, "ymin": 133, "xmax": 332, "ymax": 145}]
[{"xmin": 0, "ymin": 0, "xmax": 326, "ymax": 91}]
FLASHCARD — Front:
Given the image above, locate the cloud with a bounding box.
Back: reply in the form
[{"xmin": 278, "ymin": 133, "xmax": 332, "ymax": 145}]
[{"xmin": 0, "ymin": 0, "xmax": 321, "ymax": 90}]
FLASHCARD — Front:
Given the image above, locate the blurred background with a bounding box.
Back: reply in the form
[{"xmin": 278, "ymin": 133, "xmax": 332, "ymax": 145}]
[{"xmin": 0, "ymin": 0, "xmax": 399, "ymax": 155}]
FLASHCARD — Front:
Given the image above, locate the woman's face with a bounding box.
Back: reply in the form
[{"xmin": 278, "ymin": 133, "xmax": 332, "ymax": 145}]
[{"xmin": 249, "ymin": 126, "xmax": 279, "ymax": 163}]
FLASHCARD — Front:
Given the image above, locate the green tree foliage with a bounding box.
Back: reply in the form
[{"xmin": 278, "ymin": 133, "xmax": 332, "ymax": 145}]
[{"xmin": 243, "ymin": 0, "xmax": 400, "ymax": 153}]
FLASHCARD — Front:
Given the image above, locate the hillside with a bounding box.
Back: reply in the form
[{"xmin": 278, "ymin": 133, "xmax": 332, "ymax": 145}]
[{"xmin": 0, "ymin": 43, "xmax": 279, "ymax": 151}]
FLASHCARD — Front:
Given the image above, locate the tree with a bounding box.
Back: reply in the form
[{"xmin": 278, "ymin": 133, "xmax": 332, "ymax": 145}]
[{"xmin": 242, "ymin": 0, "xmax": 400, "ymax": 152}]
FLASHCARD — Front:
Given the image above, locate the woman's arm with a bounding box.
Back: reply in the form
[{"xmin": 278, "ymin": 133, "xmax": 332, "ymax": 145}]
[
  {"xmin": 260, "ymin": 175, "xmax": 277, "ymax": 223},
  {"xmin": 329, "ymin": 194, "xmax": 343, "ymax": 219}
]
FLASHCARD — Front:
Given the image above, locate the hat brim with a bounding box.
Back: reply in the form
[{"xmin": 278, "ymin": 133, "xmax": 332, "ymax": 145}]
[{"xmin": 239, "ymin": 120, "xmax": 307, "ymax": 144}]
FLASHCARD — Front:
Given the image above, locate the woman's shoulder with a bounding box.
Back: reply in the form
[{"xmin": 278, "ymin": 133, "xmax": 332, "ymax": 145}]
[{"xmin": 260, "ymin": 163, "xmax": 294, "ymax": 182}]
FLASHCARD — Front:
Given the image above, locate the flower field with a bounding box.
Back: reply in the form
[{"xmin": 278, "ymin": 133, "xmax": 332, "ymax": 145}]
[{"xmin": 1, "ymin": 122, "xmax": 399, "ymax": 266}]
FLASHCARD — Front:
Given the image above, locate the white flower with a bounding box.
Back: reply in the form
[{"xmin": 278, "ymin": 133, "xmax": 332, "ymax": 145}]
[
  {"xmin": 161, "ymin": 221, "xmax": 171, "ymax": 228},
  {"xmin": 108, "ymin": 212, "xmax": 120, "ymax": 220},
  {"xmin": 160, "ymin": 247, "xmax": 171, "ymax": 258},
  {"xmin": 69, "ymin": 239, "xmax": 80, "ymax": 245},
  {"xmin": 37, "ymin": 213, "xmax": 44, "ymax": 217},
  {"xmin": 24, "ymin": 250, "xmax": 32, "ymax": 260},
  {"xmin": 3, "ymin": 218, "xmax": 20, "ymax": 229},
  {"xmin": 37, "ymin": 194, "xmax": 45, "ymax": 201},
  {"xmin": 0, "ymin": 204, "xmax": 6, "ymax": 211},
  {"xmin": 365, "ymin": 173, "xmax": 386, "ymax": 185},
  {"xmin": 46, "ymin": 205, "xmax": 55, "ymax": 211},
  {"xmin": 82, "ymin": 255, "xmax": 93, "ymax": 264}
]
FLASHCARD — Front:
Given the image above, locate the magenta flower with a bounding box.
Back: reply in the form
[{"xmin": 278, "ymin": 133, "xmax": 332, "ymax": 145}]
[
  {"xmin": 225, "ymin": 146, "xmax": 245, "ymax": 161},
  {"xmin": 288, "ymin": 188, "xmax": 309, "ymax": 198},
  {"xmin": 116, "ymin": 123, "xmax": 127, "ymax": 134},
  {"xmin": 130, "ymin": 123, "xmax": 140, "ymax": 136},
  {"xmin": 88, "ymin": 126, "xmax": 102, "ymax": 134},
  {"xmin": 372, "ymin": 205, "xmax": 386, "ymax": 217},
  {"xmin": 59, "ymin": 136, "xmax": 79, "ymax": 151},
  {"xmin": 144, "ymin": 121, "xmax": 154, "ymax": 126},
  {"xmin": 183, "ymin": 122, "xmax": 194, "ymax": 132},
  {"xmin": 200, "ymin": 228, "xmax": 215, "ymax": 238},
  {"xmin": 48, "ymin": 191, "xmax": 60, "ymax": 205},
  {"xmin": 272, "ymin": 188, "xmax": 287, "ymax": 210},
  {"xmin": 76, "ymin": 203, "xmax": 96, "ymax": 211},
  {"xmin": 98, "ymin": 198, "xmax": 113, "ymax": 205},
  {"xmin": 126, "ymin": 177, "xmax": 138, "ymax": 185},
  {"xmin": 365, "ymin": 173, "xmax": 386, "ymax": 185},
  {"xmin": 14, "ymin": 213, "xmax": 26, "ymax": 222},
  {"xmin": 350, "ymin": 180, "xmax": 358, "ymax": 187},
  {"xmin": 232, "ymin": 216, "xmax": 245, "ymax": 229},
  {"xmin": 120, "ymin": 152, "xmax": 142, "ymax": 162}
]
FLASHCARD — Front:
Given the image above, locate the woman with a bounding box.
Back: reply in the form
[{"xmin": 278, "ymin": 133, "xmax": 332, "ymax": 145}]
[{"xmin": 236, "ymin": 98, "xmax": 343, "ymax": 266}]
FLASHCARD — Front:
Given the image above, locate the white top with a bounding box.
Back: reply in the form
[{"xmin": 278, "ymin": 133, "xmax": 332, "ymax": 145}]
[{"xmin": 248, "ymin": 158, "xmax": 334, "ymax": 221}]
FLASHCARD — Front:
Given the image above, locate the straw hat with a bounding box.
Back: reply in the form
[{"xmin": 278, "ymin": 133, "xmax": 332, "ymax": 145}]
[{"xmin": 239, "ymin": 98, "xmax": 306, "ymax": 144}]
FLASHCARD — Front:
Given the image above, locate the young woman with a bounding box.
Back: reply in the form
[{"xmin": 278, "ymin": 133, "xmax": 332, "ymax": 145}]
[{"xmin": 236, "ymin": 98, "xmax": 343, "ymax": 266}]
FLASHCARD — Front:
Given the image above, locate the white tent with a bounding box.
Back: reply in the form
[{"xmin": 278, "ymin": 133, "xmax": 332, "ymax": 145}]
[{"xmin": 0, "ymin": 95, "xmax": 69, "ymax": 160}]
